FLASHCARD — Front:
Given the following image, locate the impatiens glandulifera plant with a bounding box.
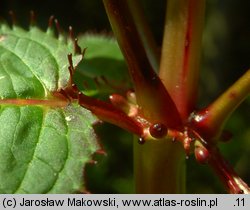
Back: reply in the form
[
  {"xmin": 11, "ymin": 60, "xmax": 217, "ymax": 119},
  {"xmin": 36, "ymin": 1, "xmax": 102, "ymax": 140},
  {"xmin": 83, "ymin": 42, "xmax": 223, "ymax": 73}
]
[
  {"xmin": 0, "ymin": 13, "xmax": 102, "ymax": 193},
  {"xmin": 0, "ymin": 0, "xmax": 249, "ymax": 194}
]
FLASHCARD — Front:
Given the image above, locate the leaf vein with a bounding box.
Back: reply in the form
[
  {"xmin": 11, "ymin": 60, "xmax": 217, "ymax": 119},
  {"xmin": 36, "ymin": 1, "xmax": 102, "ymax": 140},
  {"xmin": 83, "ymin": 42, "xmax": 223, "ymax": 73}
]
[
  {"xmin": 46, "ymin": 110, "xmax": 70, "ymax": 193},
  {"xmin": 13, "ymin": 109, "xmax": 46, "ymax": 193}
]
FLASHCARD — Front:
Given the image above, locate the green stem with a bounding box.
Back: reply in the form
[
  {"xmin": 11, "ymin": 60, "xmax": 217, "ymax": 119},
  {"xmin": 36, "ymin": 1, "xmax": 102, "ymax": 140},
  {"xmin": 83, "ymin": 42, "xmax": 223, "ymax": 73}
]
[
  {"xmin": 103, "ymin": 0, "xmax": 206, "ymax": 194},
  {"xmin": 103, "ymin": 0, "xmax": 185, "ymax": 193},
  {"xmin": 191, "ymin": 70, "xmax": 250, "ymax": 140},
  {"xmin": 159, "ymin": 0, "xmax": 205, "ymax": 119},
  {"xmin": 133, "ymin": 0, "xmax": 205, "ymax": 194},
  {"xmin": 134, "ymin": 138, "xmax": 186, "ymax": 193}
]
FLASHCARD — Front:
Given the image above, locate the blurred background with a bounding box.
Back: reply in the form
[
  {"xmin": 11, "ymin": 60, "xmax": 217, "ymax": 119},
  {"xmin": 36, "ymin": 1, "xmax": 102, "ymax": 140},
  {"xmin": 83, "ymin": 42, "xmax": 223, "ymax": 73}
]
[{"xmin": 0, "ymin": 0, "xmax": 249, "ymax": 193}]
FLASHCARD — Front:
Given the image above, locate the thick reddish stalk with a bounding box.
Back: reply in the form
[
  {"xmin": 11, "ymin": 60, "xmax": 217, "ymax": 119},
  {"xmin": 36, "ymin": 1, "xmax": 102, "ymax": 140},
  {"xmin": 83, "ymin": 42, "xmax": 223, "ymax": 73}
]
[
  {"xmin": 103, "ymin": 0, "xmax": 182, "ymax": 129},
  {"xmin": 78, "ymin": 93, "xmax": 143, "ymax": 136},
  {"xmin": 208, "ymin": 149, "xmax": 250, "ymax": 194},
  {"xmin": 159, "ymin": 0, "xmax": 205, "ymax": 119},
  {"xmin": 126, "ymin": 0, "xmax": 160, "ymax": 72}
]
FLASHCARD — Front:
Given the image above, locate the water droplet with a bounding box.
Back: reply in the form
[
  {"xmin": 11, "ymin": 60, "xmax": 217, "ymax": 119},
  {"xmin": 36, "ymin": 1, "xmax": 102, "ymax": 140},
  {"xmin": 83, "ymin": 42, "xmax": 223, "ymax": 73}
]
[
  {"xmin": 195, "ymin": 146, "xmax": 210, "ymax": 164},
  {"xmin": 138, "ymin": 137, "xmax": 145, "ymax": 145},
  {"xmin": 238, "ymin": 190, "xmax": 244, "ymax": 194},
  {"xmin": 149, "ymin": 123, "xmax": 168, "ymax": 139}
]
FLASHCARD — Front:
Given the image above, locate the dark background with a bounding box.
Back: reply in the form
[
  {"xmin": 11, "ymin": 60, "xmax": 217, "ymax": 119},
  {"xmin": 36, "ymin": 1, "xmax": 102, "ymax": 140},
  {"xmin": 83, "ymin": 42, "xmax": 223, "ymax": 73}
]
[{"xmin": 1, "ymin": 0, "xmax": 249, "ymax": 193}]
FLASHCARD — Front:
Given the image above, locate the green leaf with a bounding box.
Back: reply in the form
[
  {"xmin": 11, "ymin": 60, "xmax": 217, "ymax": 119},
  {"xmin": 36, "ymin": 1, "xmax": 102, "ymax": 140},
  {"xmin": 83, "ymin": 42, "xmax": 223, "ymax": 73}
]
[
  {"xmin": 76, "ymin": 34, "xmax": 131, "ymax": 97},
  {"xmin": 0, "ymin": 24, "xmax": 99, "ymax": 193},
  {"xmin": 0, "ymin": 24, "xmax": 82, "ymax": 96}
]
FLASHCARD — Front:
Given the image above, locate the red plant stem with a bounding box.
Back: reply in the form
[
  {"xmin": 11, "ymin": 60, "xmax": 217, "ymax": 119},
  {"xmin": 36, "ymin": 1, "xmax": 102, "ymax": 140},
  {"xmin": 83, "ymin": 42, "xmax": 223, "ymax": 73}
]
[
  {"xmin": 190, "ymin": 70, "xmax": 250, "ymax": 140},
  {"xmin": 208, "ymin": 149, "xmax": 250, "ymax": 194},
  {"xmin": 159, "ymin": 0, "xmax": 205, "ymax": 119},
  {"xmin": 78, "ymin": 93, "xmax": 143, "ymax": 136},
  {"xmin": 126, "ymin": 0, "xmax": 160, "ymax": 72},
  {"xmin": 103, "ymin": 0, "xmax": 182, "ymax": 129},
  {"xmin": 0, "ymin": 94, "xmax": 144, "ymax": 136}
]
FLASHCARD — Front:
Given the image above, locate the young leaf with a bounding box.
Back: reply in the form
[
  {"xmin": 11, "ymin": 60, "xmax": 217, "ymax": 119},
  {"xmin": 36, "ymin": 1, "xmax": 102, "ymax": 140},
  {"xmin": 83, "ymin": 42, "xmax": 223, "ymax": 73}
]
[{"xmin": 0, "ymin": 23, "xmax": 99, "ymax": 193}]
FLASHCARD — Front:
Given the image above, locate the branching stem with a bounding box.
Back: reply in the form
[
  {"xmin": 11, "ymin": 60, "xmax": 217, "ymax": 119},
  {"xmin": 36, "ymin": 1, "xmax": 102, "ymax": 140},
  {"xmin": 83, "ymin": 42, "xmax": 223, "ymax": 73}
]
[
  {"xmin": 190, "ymin": 70, "xmax": 250, "ymax": 140},
  {"xmin": 159, "ymin": 0, "xmax": 205, "ymax": 119},
  {"xmin": 103, "ymin": 0, "xmax": 182, "ymax": 129},
  {"xmin": 208, "ymin": 149, "xmax": 250, "ymax": 194}
]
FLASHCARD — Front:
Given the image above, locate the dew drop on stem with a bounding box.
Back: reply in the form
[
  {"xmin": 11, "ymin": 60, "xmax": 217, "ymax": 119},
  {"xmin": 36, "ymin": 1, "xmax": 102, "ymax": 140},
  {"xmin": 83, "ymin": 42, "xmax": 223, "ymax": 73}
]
[
  {"xmin": 149, "ymin": 123, "xmax": 168, "ymax": 139},
  {"xmin": 138, "ymin": 137, "xmax": 145, "ymax": 145},
  {"xmin": 194, "ymin": 146, "xmax": 210, "ymax": 164},
  {"xmin": 238, "ymin": 190, "xmax": 244, "ymax": 194}
]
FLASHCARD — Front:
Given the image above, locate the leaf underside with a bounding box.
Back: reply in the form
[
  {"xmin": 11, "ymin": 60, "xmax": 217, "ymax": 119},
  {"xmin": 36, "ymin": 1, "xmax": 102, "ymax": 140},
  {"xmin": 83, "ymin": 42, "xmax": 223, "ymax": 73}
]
[{"xmin": 0, "ymin": 23, "xmax": 99, "ymax": 193}]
